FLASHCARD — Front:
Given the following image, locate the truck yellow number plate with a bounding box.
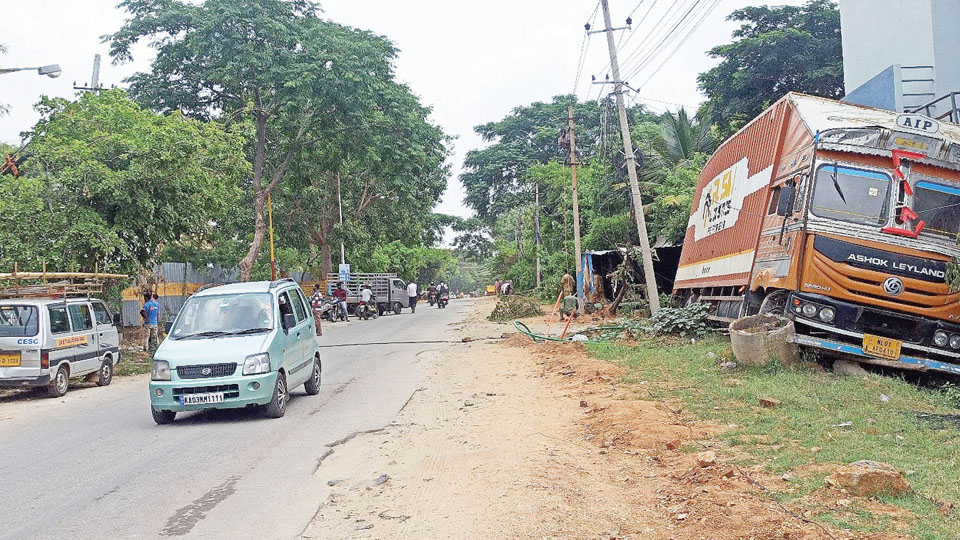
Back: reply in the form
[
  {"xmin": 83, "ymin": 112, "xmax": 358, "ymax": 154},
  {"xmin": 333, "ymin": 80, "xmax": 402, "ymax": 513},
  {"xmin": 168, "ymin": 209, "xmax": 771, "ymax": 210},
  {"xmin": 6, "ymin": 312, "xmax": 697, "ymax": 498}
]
[
  {"xmin": 862, "ymin": 334, "xmax": 901, "ymax": 361},
  {"xmin": 0, "ymin": 352, "xmax": 21, "ymax": 367}
]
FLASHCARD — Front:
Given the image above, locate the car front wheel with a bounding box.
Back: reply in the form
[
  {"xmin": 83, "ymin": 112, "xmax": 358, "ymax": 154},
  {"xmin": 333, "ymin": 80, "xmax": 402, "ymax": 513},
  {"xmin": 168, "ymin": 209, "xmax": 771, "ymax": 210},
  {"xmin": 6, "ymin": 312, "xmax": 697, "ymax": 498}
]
[
  {"xmin": 263, "ymin": 372, "xmax": 288, "ymax": 418},
  {"xmin": 151, "ymin": 407, "xmax": 176, "ymax": 425},
  {"xmin": 304, "ymin": 356, "xmax": 321, "ymax": 395}
]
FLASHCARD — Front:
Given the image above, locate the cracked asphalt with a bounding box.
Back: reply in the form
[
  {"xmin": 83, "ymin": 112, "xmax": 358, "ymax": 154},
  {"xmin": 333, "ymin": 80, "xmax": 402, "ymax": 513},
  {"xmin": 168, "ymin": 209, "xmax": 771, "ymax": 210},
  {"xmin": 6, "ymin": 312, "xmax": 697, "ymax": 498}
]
[{"xmin": 0, "ymin": 299, "xmax": 471, "ymax": 540}]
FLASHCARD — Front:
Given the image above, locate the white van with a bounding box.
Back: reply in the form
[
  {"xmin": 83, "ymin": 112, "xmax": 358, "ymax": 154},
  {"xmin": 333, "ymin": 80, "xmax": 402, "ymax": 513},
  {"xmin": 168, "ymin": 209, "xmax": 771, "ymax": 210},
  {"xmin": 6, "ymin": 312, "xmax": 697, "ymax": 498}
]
[{"xmin": 0, "ymin": 297, "xmax": 121, "ymax": 397}]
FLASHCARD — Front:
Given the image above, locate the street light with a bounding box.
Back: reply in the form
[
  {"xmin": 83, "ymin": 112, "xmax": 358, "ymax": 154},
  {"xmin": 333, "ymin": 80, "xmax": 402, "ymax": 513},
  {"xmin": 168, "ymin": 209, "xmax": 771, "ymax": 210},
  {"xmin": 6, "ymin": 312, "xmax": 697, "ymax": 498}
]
[{"xmin": 0, "ymin": 64, "xmax": 62, "ymax": 78}]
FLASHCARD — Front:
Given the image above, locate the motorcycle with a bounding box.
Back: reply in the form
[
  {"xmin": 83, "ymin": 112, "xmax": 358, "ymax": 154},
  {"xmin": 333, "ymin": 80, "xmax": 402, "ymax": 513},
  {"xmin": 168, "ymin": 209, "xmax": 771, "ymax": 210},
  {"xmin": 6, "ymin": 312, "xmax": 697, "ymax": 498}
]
[
  {"xmin": 358, "ymin": 295, "xmax": 379, "ymax": 320},
  {"xmin": 326, "ymin": 296, "xmax": 347, "ymax": 322},
  {"xmin": 427, "ymin": 291, "xmax": 438, "ymax": 307},
  {"xmin": 437, "ymin": 292, "xmax": 448, "ymax": 309}
]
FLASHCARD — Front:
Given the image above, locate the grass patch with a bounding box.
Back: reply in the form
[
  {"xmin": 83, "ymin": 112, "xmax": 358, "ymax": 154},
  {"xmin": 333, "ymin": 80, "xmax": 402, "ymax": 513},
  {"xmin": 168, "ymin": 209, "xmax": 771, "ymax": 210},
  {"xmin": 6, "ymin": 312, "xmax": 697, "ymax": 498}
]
[
  {"xmin": 116, "ymin": 350, "xmax": 152, "ymax": 376},
  {"xmin": 588, "ymin": 335, "xmax": 960, "ymax": 539}
]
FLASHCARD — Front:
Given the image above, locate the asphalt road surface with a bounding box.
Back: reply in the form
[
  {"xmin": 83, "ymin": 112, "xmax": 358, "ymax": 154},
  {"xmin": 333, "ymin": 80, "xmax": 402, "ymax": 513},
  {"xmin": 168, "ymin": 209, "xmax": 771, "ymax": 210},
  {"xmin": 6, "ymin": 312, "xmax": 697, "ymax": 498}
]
[{"xmin": 0, "ymin": 298, "xmax": 471, "ymax": 540}]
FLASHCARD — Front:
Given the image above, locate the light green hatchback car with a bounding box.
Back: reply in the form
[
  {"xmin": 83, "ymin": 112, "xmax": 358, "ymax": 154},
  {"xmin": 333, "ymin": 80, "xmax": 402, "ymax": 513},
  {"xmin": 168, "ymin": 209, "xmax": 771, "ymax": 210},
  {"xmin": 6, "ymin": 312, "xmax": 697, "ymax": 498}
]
[{"xmin": 148, "ymin": 279, "xmax": 321, "ymax": 424}]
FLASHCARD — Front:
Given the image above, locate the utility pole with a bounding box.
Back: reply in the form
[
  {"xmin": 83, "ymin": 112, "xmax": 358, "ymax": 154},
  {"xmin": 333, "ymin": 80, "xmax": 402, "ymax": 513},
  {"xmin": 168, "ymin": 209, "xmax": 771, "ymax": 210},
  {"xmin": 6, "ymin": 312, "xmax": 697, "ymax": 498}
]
[
  {"xmin": 73, "ymin": 54, "xmax": 103, "ymax": 92},
  {"xmin": 336, "ymin": 171, "xmax": 345, "ymax": 265},
  {"xmin": 568, "ymin": 106, "xmax": 585, "ymax": 307},
  {"xmin": 534, "ymin": 182, "xmax": 542, "ymax": 289},
  {"xmin": 599, "ymin": 0, "xmax": 661, "ymax": 314}
]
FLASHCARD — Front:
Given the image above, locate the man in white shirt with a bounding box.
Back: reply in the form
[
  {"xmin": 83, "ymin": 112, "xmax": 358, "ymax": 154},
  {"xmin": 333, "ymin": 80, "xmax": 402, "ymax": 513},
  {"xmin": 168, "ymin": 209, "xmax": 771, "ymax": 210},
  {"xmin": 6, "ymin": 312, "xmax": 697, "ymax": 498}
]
[
  {"xmin": 361, "ymin": 283, "xmax": 373, "ymax": 304},
  {"xmin": 407, "ymin": 281, "xmax": 419, "ymax": 313}
]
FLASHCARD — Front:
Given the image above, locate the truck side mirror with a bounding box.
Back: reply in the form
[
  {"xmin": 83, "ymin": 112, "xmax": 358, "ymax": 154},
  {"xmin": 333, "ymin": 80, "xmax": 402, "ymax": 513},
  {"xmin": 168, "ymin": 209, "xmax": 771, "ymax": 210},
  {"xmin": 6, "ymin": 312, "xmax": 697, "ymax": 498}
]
[
  {"xmin": 113, "ymin": 313, "xmax": 122, "ymax": 326},
  {"xmin": 776, "ymin": 184, "xmax": 796, "ymax": 216}
]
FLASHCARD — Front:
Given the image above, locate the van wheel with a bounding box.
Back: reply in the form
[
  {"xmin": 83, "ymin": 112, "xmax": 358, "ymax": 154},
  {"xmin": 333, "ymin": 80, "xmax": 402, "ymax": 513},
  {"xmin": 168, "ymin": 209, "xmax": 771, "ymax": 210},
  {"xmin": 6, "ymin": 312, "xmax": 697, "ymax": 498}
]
[
  {"xmin": 151, "ymin": 407, "xmax": 176, "ymax": 425},
  {"xmin": 47, "ymin": 366, "xmax": 69, "ymax": 398},
  {"xmin": 393, "ymin": 302, "xmax": 403, "ymax": 315},
  {"xmin": 304, "ymin": 356, "xmax": 322, "ymax": 396},
  {"xmin": 263, "ymin": 372, "xmax": 288, "ymax": 418},
  {"xmin": 96, "ymin": 359, "xmax": 114, "ymax": 387}
]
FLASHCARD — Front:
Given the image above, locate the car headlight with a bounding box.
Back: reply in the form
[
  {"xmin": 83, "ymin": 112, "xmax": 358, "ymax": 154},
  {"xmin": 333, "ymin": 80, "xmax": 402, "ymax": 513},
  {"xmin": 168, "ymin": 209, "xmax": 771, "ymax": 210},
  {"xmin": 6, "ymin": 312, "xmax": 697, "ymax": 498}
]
[
  {"xmin": 949, "ymin": 335, "xmax": 960, "ymax": 350},
  {"xmin": 801, "ymin": 303, "xmax": 818, "ymax": 318},
  {"xmin": 152, "ymin": 360, "xmax": 171, "ymax": 381},
  {"xmin": 934, "ymin": 330, "xmax": 949, "ymax": 347},
  {"xmin": 243, "ymin": 352, "xmax": 271, "ymax": 375},
  {"xmin": 818, "ymin": 307, "xmax": 836, "ymax": 323}
]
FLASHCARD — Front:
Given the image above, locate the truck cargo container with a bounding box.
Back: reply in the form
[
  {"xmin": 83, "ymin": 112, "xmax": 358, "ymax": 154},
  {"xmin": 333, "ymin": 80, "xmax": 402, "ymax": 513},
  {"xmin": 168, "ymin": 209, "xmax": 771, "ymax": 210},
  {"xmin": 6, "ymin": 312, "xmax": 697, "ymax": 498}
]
[
  {"xmin": 325, "ymin": 272, "xmax": 409, "ymax": 316},
  {"xmin": 674, "ymin": 93, "xmax": 960, "ymax": 376}
]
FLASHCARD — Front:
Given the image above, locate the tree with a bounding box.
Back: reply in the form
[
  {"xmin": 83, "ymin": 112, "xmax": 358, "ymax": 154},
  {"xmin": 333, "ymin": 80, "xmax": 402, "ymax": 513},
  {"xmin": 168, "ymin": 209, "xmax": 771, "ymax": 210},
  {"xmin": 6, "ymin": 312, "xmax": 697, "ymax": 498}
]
[
  {"xmin": 697, "ymin": 0, "xmax": 842, "ymax": 136},
  {"xmin": 634, "ymin": 108, "xmax": 715, "ymax": 184},
  {"xmin": 646, "ymin": 154, "xmax": 709, "ymax": 245},
  {"xmin": 0, "ymin": 90, "xmax": 246, "ymax": 273},
  {"xmin": 106, "ymin": 0, "xmax": 406, "ymax": 280}
]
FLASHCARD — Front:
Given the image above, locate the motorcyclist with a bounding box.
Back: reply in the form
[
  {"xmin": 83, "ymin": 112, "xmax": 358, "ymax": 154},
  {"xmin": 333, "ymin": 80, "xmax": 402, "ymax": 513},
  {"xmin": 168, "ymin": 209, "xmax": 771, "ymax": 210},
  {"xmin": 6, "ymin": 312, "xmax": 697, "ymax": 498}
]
[
  {"xmin": 438, "ymin": 280, "xmax": 449, "ymax": 296},
  {"xmin": 427, "ymin": 282, "xmax": 438, "ymax": 304},
  {"xmin": 333, "ymin": 282, "xmax": 349, "ymax": 321},
  {"xmin": 360, "ymin": 283, "xmax": 374, "ymax": 317}
]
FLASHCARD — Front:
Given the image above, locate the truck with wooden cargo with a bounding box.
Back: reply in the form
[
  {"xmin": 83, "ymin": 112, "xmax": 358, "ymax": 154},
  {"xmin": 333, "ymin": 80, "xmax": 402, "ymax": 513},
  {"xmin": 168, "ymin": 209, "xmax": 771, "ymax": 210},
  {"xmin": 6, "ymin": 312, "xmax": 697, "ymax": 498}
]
[
  {"xmin": 674, "ymin": 93, "xmax": 960, "ymax": 376},
  {"xmin": 324, "ymin": 272, "xmax": 409, "ymax": 316}
]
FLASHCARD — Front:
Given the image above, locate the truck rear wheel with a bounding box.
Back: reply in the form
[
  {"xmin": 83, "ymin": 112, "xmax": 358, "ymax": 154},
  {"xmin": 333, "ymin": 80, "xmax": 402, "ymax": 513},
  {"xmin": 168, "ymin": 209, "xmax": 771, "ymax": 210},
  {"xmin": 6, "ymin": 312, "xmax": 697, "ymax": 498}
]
[{"xmin": 47, "ymin": 366, "xmax": 69, "ymax": 398}]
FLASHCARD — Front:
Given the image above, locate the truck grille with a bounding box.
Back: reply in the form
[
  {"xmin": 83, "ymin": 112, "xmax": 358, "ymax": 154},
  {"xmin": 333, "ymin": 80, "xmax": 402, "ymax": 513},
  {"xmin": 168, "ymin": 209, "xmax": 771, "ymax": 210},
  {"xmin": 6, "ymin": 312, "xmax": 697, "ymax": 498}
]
[
  {"xmin": 176, "ymin": 363, "xmax": 237, "ymax": 379},
  {"xmin": 172, "ymin": 384, "xmax": 240, "ymax": 400}
]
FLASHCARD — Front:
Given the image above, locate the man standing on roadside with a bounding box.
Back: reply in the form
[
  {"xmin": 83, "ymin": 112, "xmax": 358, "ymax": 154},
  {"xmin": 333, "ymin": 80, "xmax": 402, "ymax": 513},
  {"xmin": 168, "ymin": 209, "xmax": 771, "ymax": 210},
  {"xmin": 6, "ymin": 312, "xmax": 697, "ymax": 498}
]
[
  {"xmin": 407, "ymin": 280, "xmax": 419, "ymax": 313},
  {"xmin": 142, "ymin": 293, "xmax": 161, "ymax": 352}
]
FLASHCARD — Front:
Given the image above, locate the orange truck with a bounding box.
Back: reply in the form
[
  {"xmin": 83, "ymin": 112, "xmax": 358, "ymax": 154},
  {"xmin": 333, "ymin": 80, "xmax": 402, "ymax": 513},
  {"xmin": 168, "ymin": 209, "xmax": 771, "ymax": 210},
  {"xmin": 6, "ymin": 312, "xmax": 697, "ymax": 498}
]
[{"xmin": 674, "ymin": 93, "xmax": 960, "ymax": 376}]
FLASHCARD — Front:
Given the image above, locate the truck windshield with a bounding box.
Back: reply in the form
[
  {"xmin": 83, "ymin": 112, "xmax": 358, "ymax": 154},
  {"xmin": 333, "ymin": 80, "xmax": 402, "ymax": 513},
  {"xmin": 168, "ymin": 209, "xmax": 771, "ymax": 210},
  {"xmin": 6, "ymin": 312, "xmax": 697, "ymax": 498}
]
[
  {"xmin": 169, "ymin": 293, "xmax": 274, "ymax": 340},
  {"xmin": 914, "ymin": 181, "xmax": 960, "ymax": 238},
  {"xmin": 0, "ymin": 305, "xmax": 39, "ymax": 337},
  {"xmin": 810, "ymin": 165, "xmax": 890, "ymax": 226}
]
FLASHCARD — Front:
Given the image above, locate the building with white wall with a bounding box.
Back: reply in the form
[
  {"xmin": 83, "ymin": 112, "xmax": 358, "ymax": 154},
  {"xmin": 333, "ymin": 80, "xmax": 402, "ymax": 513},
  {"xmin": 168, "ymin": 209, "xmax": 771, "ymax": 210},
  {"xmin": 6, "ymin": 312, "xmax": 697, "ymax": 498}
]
[{"xmin": 841, "ymin": 0, "xmax": 960, "ymax": 118}]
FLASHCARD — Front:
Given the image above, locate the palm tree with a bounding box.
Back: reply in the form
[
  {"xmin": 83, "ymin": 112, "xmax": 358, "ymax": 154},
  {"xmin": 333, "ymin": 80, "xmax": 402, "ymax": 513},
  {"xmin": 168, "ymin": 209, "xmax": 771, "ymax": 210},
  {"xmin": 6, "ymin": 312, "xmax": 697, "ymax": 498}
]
[{"xmin": 635, "ymin": 107, "xmax": 716, "ymax": 184}]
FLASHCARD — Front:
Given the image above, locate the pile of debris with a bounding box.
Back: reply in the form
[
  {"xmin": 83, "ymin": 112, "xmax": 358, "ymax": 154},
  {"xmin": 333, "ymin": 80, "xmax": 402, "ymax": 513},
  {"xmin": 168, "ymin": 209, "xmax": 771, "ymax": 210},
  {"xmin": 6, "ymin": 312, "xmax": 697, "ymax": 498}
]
[{"xmin": 488, "ymin": 295, "xmax": 542, "ymax": 322}]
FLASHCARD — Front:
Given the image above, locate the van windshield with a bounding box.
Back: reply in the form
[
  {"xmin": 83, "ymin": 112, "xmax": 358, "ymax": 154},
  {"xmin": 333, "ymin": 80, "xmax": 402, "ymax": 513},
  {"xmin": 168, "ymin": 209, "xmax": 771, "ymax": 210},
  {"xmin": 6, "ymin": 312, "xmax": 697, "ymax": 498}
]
[
  {"xmin": 811, "ymin": 165, "xmax": 890, "ymax": 226},
  {"xmin": 169, "ymin": 293, "xmax": 274, "ymax": 340},
  {"xmin": 0, "ymin": 305, "xmax": 39, "ymax": 337}
]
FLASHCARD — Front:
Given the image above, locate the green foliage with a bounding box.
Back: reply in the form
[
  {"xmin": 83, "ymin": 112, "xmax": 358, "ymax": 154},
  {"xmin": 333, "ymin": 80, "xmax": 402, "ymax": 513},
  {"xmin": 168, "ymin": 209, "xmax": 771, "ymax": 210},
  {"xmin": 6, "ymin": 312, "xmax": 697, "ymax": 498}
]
[
  {"xmin": 647, "ymin": 153, "xmax": 709, "ymax": 245},
  {"xmin": 488, "ymin": 295, "xmax": 542, "ymax": 322},
  {"xmin": 633, "ymin": 108, "xmax": 715, "ymax": 184},
  {"xmin": 646, "ymin": 302, "xmax": 710, "ymax": 337},
  {"xmin": 0, "ymin": 89, "xmax": 246, "ymax": 273},
  {"xmin": 697, "ymin": 0, "xmax": 843, "ymax": 136}
]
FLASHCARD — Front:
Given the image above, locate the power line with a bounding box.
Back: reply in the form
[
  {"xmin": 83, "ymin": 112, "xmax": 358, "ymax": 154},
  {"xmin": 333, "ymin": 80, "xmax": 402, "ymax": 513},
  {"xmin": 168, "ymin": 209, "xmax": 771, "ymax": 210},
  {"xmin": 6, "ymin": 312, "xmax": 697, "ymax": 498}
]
[
  {"xmin": 587, "ymin": 0, "xmax": 662, "ymax": 87},
  {"xmin": 615, "ymin": 0, "xmax": 698, "ymax": 78},
  {"xmin": 620, "ymin": 0, "xmax": 708, "ymax": 83},
  {"xmin": 573, "ymin": 1, "xmax": 601, "ymax": 96},
  {"xmin": 633, "ymin": 0, "xmax": 722, "ymax": 90}
]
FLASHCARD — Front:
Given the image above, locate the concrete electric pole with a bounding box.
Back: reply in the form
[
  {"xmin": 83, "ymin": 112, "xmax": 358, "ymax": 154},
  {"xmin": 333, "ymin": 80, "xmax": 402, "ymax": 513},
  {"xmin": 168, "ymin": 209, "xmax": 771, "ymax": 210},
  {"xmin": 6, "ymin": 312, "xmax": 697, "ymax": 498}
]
[
  {"xmin": 598, "ymin": 0, "xmax": 661, "ymax": 314},
  {"xmin": 568, "ymin": 106, "xmax": 585, "ymax": 308}
]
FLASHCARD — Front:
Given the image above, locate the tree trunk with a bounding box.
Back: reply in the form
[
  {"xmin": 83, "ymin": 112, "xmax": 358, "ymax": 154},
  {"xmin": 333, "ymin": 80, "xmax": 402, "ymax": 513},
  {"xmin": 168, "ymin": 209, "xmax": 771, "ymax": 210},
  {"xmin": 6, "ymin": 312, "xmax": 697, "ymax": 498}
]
[
  {"xmin": 607, "ymin": 281, "xmax": 628, "ymax": 316},
  {"xmin": 321, "ymin": 242, "xmax": 332, "ymax": 277},
  {"xmin": 238, "ymin": 192, "xmax": 266, "ymax": 281}
]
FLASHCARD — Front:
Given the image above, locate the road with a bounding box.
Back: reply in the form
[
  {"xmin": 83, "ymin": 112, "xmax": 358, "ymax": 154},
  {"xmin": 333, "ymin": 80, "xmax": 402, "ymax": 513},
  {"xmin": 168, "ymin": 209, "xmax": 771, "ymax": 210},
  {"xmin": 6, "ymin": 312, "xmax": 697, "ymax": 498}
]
[{"xmin": 0, "ymin": 299, "xmax": 470, "ymax": 540}]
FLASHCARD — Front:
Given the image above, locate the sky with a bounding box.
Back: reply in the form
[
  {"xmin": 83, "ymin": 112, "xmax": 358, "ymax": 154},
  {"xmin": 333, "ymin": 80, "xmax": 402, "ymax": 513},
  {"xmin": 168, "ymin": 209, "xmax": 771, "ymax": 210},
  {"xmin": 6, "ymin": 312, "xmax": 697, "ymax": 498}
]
[{"xmin": 1, "ymin": 0, "xmax": 806, "ymax": 219}]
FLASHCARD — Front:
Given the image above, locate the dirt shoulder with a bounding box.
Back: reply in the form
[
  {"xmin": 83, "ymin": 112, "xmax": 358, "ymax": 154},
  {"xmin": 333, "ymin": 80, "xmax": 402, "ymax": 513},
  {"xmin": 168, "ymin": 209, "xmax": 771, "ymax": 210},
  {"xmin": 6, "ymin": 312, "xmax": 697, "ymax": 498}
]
[{"xmin": 299, "ymin": 297, "xmax": 901, "ymax": 540}]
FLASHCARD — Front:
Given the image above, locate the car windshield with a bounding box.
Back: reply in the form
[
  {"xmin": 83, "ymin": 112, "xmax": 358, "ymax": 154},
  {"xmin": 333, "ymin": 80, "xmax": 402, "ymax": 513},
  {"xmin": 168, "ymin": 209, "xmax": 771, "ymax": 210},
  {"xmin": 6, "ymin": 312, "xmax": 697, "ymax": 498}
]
[
  {"xmin": 169, "ymin": 293, "xmax": 274, "ymax": 340},
  {"xmin": 914, "ymin": 181, "xmax": 960, "ymax": 238},
  {"xmin": 810, "ymin": 165, "xmax": 890, "ymax": 226},
  {"xmin": 0, "ymin": 305, "xmax": 39, "ymax": 337}
]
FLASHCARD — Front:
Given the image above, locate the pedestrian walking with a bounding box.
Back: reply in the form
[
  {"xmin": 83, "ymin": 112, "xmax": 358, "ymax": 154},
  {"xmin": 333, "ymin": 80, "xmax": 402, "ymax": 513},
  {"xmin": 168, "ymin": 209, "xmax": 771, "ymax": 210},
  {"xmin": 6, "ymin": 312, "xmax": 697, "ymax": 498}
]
[
  {"xmin": 309, "ymin": 283, "xmax": 324, "ymax": 336},
  {"xmin": 407, "ymin": 280, "xmax": 419, "ymax": 313},
  {"xmin": 142, "ymin": 293, "xmax": 161, "ymax": 352}
]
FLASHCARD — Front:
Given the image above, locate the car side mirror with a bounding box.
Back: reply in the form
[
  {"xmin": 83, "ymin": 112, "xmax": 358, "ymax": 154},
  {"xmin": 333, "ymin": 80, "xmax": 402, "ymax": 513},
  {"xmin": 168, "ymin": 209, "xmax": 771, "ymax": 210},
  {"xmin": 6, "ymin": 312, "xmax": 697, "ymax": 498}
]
[
  {"xmin": 776, "ymin": 185, "xmax": 796, "ymax": 216},
  {"xmin": 113, "ymin": 313, "xmax": 121, "ymax": 326},
  {"xmin": 282, "ymin": 313, "xmax": 297, "ymax": 333},
  {"xmin": 164, "ymin": 321, "xmax": 174, "ymax": 334}
]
